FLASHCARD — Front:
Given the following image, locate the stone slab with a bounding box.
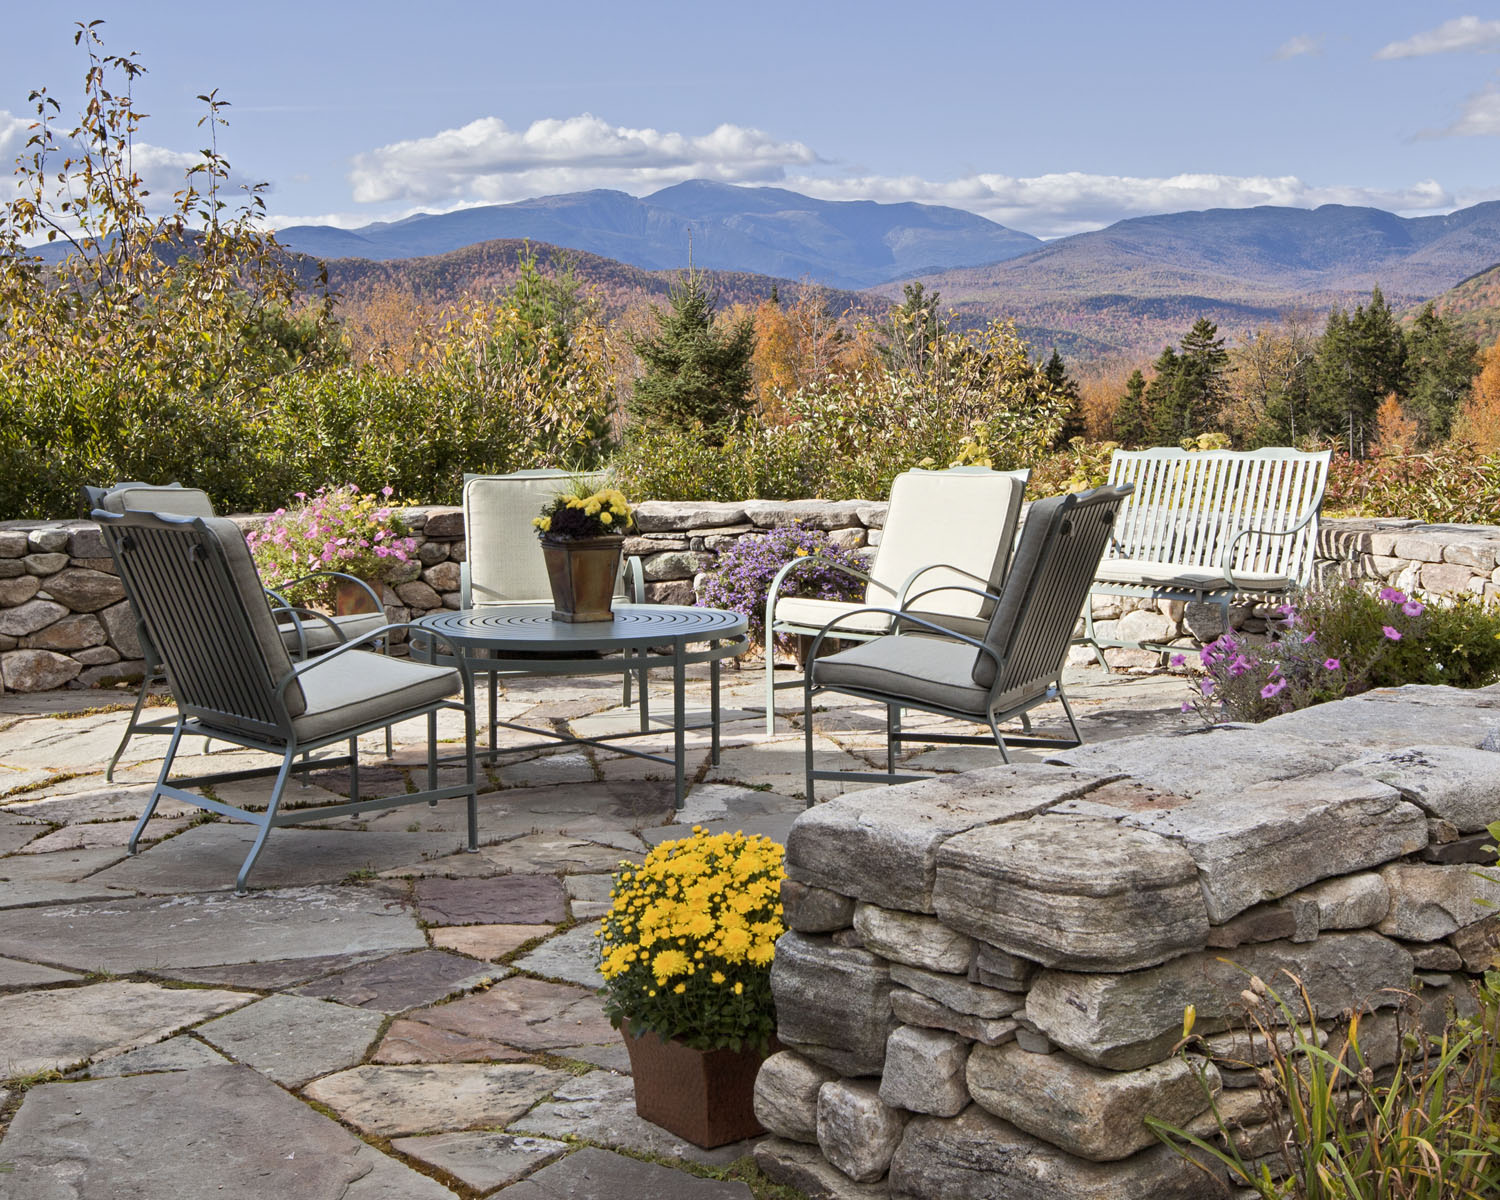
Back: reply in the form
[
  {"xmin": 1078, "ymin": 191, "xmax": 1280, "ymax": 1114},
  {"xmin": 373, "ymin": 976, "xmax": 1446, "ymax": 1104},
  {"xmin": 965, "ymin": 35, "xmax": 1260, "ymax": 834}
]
[
  {"xmin": 303, "ymin": 1061, "xmax": 569, "ymax": 1137},
  {"xmin": 934, "ymin": 814, "xmax": 1209, "ymax": 969},
  {"xmin": 1122, "ymin": 773, "xmax": 1426, "ymax": 923},
  {"xmin": 0, "ymin": 980, "xmax": 250, "ymax": 1078},
  {"xmin": 1377, "ymin": 863, "xmax": 1500, "ymax": 940},
  {"xmin": 388, "ymin": 1131, "xmax": 569, "ymax": 1192},
  {"xmin": 388, "ymin": 974, "xmax": 616, "ymax": 1054},
  {"xmin": 88, "ymin": 823, "xmax": 466, "ymax": 893},
  {"xmin": 0, "ymin": 879, "xmax": 132, "ymax": 909},
  {"xmin": 891, "ymin": 987, "xmax": 1019, "ymax": 1047},
  {"xmin": 509, "ymin": 1069, "xmax": 760, "ymax": 1168},
  {"xmin": 512, "ymin": 923, "xmax": 606, "ymax": 989},
  {"xmin": 76, "ymin": 1035, "xmax": 231, "ymax": 1078},
  {"xmin": 785, "ymin": 765, "xmax": 1112, "ymax": 912},
  {"xmin": 0, "ymin": 1064, "xmax": 454, "ymax": 1200},
  {"xmin": 504, "ymin": 1145, "xmax": 754, "ymax": 1198},
  {"xmin": 0, "ymin": 847, "xmax": 130, "ymax": 886},
  {"xmin": 428, "ymin": 922, "xmax": 553, "ymax": 960},
  {"xmin": 754, "ymin": 1137, "xmax": 891, "ymax": 1200},
  {"xmin": 157, "ymin": 950, "xmax": 398, "ymax": 991},
  {"xmin": 1342, "ymin": 745, "xmax": 1500, "ymax": 832},
  {"xmin": 0, "ymin": 956, "xmax": 82, "ymax": 990},
  {"xmin": 197, "ymin": 994, "xmax": 387, "ymax": 1087},
  {"xmin": 414, "ymin": 873, "xmax": 570, "ymax": 925},
  {"xmin": 852, "ymin": 903, "xmax": 972, "ymax": 973},
  {"xmin": 0, "ymin": 886, "xmax": 426, "ymax": 974},
  {"xmin": 290, "ymin": 948, "xmax": 498, "ymax": 1012},
  {"xmin": 1261, "ymin": 692, "xmax": 1500, "ymax": 752}
]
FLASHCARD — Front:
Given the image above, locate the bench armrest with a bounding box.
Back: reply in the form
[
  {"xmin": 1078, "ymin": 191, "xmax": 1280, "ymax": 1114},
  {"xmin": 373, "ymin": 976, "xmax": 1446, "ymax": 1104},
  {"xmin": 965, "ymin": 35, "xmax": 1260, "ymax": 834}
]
[{"xmin": 1218, "ymin": 507, "xmax": 1321, "ymax": 587}]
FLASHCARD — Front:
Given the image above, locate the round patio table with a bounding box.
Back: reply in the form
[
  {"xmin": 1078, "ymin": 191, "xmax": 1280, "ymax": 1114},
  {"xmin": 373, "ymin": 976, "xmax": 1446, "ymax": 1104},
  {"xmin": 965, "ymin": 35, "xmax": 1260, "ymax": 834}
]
[{"xmin": 412, "ymin": 604, "xmax": 749, "ymax": 808}]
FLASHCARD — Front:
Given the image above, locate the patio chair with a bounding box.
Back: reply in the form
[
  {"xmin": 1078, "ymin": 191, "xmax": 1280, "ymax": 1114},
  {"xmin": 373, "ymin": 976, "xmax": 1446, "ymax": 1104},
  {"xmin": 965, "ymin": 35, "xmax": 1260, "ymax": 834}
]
[
  {"xmin": 800, "ymin": 483, "xmax": 1133, "ymax": 805},
  {"xmin": 94, "ymin": 507, "xmax": 476, "ymax": 893},
  {"xmin": 763, "ymin": 466, "xmax": 1028, "ymax": 734},
  {"xmin": 84, "ymin": 483, "xmax": 389, "ymax": 780},
  {"xmin": 461, "ymin": 470, "xmax": 649, "ymax": 737}
]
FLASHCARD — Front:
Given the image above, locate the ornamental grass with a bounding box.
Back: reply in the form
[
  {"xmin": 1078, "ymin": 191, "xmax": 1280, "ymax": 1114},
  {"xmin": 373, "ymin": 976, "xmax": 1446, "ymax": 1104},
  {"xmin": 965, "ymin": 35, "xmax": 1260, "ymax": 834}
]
[{"xmin": 597, "ymin": 827, "xmax": 785, "ymax": 1053}]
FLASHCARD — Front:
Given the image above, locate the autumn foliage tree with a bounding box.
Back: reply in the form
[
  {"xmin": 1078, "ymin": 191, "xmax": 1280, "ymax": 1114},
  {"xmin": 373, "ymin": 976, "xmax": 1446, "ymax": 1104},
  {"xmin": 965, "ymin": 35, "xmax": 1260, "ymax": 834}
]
[{"xmin": 1453, "ymin": 338, "xmax": 1500, "ymax": 454}]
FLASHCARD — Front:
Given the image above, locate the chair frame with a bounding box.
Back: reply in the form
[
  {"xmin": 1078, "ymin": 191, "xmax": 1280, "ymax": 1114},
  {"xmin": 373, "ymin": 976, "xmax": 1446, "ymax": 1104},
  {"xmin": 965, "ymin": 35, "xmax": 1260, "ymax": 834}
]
[
  {"xmin": 97, "ymin": 508, "xmax": 478, "ymax": 894},
  {"xmin": 800, "ymin": 485, "xmax": 1132, "ymax": 805},
  {"xmin": 763, "ymin": 466, "xmax": 1029, "ymax": 734}
]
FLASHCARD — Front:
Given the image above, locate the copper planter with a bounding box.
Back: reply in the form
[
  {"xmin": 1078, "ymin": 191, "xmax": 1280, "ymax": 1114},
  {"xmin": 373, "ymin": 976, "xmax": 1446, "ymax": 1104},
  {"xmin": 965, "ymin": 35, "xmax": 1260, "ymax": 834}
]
[
  {"xmin": 620, "ymin": 1022, "xmax": 772, "ymax": 1148},
  {"xmin": 541, "ymin": 535, "xmax": 623, "ymax": 623}
]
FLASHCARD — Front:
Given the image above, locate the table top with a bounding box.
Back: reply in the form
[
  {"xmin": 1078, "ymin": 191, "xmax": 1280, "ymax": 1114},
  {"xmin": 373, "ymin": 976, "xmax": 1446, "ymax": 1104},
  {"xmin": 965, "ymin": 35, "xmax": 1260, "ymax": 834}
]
[{"xmin": 414, "ymin": 604, "xmax": 747, "ymax": 653}]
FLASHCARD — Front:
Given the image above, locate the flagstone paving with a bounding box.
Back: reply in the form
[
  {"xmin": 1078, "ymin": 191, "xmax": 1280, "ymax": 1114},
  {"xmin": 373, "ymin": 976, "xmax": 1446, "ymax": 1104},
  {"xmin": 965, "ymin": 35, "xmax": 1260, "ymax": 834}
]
[{"xmin": 0, "ymin": 660, "xmax": 1192, "ymax": 1197}]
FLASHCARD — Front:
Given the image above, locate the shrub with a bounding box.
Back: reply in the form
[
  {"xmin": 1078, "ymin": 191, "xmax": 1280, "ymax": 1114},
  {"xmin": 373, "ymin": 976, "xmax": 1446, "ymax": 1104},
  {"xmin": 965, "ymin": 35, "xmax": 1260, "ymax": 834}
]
[
  {"xmin": 698, "ymin": 523, "xmax": 867, "ymax": 644},
  {"xmin": 1150, "ymin": 970, "xmax": 1500, "ymax": 1199},
  {"xmin": 246, "ymin": 485, "xmax": 417, "ymax": 609},
  {"xmin": 1192, "ymin": 582, "xmax": 1500, "ymax": 723},
  {"xmin": 1324, "ymin": 447, "xmax": 1500, "ymax": 524},
  {"xmin": 597, "ymin": 828, "xmax": 785, "ymax": 1053}
]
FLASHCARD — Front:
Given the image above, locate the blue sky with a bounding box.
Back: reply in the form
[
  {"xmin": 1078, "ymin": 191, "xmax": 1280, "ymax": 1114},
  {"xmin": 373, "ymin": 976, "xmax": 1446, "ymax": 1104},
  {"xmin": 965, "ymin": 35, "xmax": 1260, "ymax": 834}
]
[{"xmin": 3, "ymin": 3, "xmax": 1499, "ymax": 237}]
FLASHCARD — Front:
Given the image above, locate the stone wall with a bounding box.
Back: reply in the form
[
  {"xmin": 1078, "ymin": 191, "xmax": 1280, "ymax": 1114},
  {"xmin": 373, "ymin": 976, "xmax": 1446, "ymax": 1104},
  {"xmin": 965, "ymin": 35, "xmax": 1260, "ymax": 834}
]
[
  {"xmin": 2, "ymin": 502, "xmax": 1498, "ymax": 693},
  {"xmin": 751, "ymin": 684, "xmax": 1500, "ymax": 1199}
]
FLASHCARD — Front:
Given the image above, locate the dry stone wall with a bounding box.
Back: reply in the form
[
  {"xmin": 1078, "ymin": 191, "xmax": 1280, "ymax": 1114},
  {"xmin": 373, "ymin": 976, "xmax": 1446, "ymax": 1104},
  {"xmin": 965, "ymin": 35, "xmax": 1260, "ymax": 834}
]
[
  {"xmin": 1, "ymin": 502, "xmax": 1497, "ymax": 692},
  {"xmin": 752, "ymin": 683, "xmax": 1500, "ymax": 1199}
]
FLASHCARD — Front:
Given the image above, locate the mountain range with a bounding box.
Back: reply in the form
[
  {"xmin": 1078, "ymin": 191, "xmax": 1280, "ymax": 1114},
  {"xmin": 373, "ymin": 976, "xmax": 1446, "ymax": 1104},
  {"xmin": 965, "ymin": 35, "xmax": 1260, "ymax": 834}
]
[{"xmin": 275, "ymin": 181, "xmax": 1042, "ymax": 290}]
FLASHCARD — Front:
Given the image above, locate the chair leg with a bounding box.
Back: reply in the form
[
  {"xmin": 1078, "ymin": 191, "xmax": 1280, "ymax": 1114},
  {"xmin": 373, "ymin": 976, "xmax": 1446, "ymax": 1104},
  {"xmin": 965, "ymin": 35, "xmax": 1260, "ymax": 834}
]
[
  {"xmin": 128, "ymin": 719, "xmax": 185, "ymax": 853},
  {"xmin": 236, "ymin": 746, "xmax": 297, "ymax": 895},
  {"xmin": 986, "ymin": 711, "xmax": 1013, "ymax": 765},
  {"xmin": 462, "ymin": 683, "xmax": 478, "ymax": 852},
  {"xmin": 348, "ymin": 737, "xmax": 361, "ymax": 803},
  {"xmin": 886, "ymin": 704, "xmax": 898, "ymax": 776},
  {"xmin": 764, "ymin": 636, "xmax": 779, "ymax": 736},
  {"xmin": 107, "ymin": 674, "xmax": 156, "ymax": 782},
  {"xmin": 1058, "ymin": 688, "xmax": 1084, "ymax": 747},
  {"xmin": 803, "ymin": 674, "xmax": 818, "ymax": 807}
]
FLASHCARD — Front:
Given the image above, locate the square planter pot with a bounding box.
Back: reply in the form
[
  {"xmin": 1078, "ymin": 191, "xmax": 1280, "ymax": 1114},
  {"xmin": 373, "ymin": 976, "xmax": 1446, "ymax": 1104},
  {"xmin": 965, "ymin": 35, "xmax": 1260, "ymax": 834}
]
[{"xmin": 620, "ymin": 1022, "xmax": 772, "ymax": 1148}]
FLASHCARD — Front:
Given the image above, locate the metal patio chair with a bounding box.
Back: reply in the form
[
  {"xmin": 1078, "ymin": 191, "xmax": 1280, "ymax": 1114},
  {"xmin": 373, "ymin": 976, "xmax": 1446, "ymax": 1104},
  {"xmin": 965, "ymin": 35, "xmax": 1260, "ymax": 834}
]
[
  {"xmin": 461, "ymin": 469, "xmax": 649, "ymax": 741},
  {"xmin": 764, "ymin": 466, "xmax": 1028, "ymax": 734},
  {"xmin": 800, "ymin": 483, "xmax": 1133, "ymax": 805},
  {"xmin": 84, "ymin": 482, "xmax": 390, "ymax": 779},
  {"xmin": 94, "ymin": 507, "xmax": 476, "ymax": 893}
]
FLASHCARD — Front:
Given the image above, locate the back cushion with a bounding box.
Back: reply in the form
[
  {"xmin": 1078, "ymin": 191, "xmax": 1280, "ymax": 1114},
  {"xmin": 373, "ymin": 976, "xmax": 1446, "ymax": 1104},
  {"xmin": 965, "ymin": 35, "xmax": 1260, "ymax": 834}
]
[
  {"xmin": 109, "ymin": 484, "xmax": 217, "ymax": 519},
  {"xmin": 464, "ymin": 471, "xmax": 603, "ymax": 605},
  {"xmin": 871, "ymin": 469, "xmax": 1025, "ymax": 618}
]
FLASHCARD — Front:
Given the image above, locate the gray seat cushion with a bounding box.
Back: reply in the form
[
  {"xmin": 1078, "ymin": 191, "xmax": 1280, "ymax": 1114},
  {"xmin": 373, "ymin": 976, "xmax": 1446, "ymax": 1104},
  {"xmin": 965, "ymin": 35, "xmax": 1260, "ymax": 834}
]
[
  {"xmin": 277, "ymin": 611, "xmax": 387, "ymax": 656},
  {"xmin": 290, "ymin": 651, "xmax": 460, "ymax": 742},
  {"xmin": 1095, "ymin": 558, "xmax": 1290, "ymax": 592},
  {"xmin": 811, "ymin": 637, "xmax": 990, "ymax": 716}
]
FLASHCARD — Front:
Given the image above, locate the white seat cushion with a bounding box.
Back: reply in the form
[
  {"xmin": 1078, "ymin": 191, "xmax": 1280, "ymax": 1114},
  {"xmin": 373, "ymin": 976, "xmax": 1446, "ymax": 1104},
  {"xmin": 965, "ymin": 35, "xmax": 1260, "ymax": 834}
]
[
  {"xmin": 773, "ymin": 596, "xmax": 892, "ymax": 635},
  {"xmin": 290, "ymin": 651, "xmax": 459, "ymax": 742},
  {"xmin": 1094, "ymin": 558, "xmax": 1291, "ymax": 593}
]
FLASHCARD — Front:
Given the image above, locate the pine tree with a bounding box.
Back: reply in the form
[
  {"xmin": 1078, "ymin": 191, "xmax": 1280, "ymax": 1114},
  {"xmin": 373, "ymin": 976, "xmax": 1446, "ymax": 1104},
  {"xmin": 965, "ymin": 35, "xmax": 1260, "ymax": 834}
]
[
  {"xmin": 629, "ymin": 271, "xmax": 756, "ymax": 434},
  {"xmin": 1143, "ymin": 319, "xmax": 1229, "ymax": 442},
  {"xmin": 1043, "ymin": 348, "xmax": 1085, "ymax": 445},
  {"xmin": 1403, "ymin": 302, "xmax": 1478, "ymax": 443},
  {"xmin": 882, "ymin": 282, "xmax": 944, "ymax": 376},
  {"xmin": 1311, "ymin": 288, "xmax": 1406, "ymax": 457},
  {"xmin": 1113, "ymin": 368, "xmax": 1151, "ymax": 445}
]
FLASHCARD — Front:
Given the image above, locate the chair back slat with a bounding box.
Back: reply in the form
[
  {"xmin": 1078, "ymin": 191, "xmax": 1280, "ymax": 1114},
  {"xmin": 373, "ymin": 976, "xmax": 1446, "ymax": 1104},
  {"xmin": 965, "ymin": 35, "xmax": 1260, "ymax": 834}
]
[
  {"xmin": 869, "ymin": 467, "xmax": 1028, "ymax": 618},
  {"xmin": 96, "ymin": 511, "xmax": 302, "ymax": 740},
  {"xmin": 972, "ymin": 484, "xmax": 1132, "ymax": 695},
  {"xmin": 1103, "ymin": 448, "xmax": 1330, "ymax": 585}
]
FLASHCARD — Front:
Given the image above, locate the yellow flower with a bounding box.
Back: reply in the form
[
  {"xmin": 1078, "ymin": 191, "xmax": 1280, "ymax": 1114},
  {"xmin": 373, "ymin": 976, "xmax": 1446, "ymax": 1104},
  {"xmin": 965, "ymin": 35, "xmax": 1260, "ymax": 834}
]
[
  {"xmin": 600, "ymin": 510, "xmax": 613, "ymax": 525},
  {"xmin": 711, "ymin": 970, "xmax": 726, "ymax": 985},
  {"xmin": 532, "ymin": 516, "xmax": 551, "ymax": 531},
  {"xmin": 652, "ymin": 948, "xmax": 690, "ymax": 982},
  {"xmin": 733, "ymin": 981, "xmax": 744, "ymax": 995},
  {"xmin": 674, "ymin": 982, "xmax": 686, "ymax": 994}
]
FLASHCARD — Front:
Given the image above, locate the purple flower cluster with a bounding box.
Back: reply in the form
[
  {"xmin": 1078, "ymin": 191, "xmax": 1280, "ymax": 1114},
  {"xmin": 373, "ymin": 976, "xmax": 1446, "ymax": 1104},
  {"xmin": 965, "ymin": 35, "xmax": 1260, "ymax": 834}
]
[{"xmin": 698, "ymin": 523, "xmax": 866, "ymax": 643}]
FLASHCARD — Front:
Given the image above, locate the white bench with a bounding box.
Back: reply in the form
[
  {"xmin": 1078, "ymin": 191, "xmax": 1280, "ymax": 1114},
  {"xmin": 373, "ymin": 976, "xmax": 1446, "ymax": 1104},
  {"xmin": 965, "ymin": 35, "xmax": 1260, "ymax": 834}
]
[{"xmin": 1084, "ymin": 447, "xmax": 1332, "ymax": 658}]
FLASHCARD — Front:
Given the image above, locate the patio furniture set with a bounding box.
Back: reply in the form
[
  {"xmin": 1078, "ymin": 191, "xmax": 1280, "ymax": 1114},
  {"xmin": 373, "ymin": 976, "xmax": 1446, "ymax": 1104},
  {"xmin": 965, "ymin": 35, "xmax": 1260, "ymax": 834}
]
[{"xmin": 85, "ymin": 447, "xmax": 1330, "ymax": 892}]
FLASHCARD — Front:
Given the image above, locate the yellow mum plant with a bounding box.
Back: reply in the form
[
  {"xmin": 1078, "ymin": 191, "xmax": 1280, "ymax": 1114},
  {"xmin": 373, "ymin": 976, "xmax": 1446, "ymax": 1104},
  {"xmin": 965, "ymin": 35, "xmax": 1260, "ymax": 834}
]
[
  {"xmin": 532, "ymin": 476, "xmax": 634, "ymax": 539},
  {"xmin": 598, "ymin": 827, "xmax": 786, "ymax": 1053}
]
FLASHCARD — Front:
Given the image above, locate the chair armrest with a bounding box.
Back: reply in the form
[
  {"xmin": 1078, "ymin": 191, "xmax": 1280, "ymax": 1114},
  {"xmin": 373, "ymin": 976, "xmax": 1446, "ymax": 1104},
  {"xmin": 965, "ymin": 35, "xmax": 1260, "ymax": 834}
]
[
  {"xmin": 625, "ymin": 554, "xmax": 645, "ymax": 604},
  {"xmin": 460, "ymin": 560, "xmax": 472, "ymax": 610},
  {"xmin": 900, "ymin": 583, "xmax": 1004, "ymax": 612},
  {"xmin": 805, "ymin": 605, "xmax": 1001, "ymax": 677},
  {"xmin": 766, "ymin": 555, "xmax": 882, "ymax": 639},
  {"xmin": 894, "ymin": 562, "xmax": 994, "ymax": 609},
  {"xmin": 265, "ymin": 597, "xmax": 347, "ymax": 660},
  {"xmin": 274, "ymin": 570, "xmax": 383, "ymax": 613},
  {"xmin": 1218, "ymin": 507, "xmax": 1321, "ymax": 587}
]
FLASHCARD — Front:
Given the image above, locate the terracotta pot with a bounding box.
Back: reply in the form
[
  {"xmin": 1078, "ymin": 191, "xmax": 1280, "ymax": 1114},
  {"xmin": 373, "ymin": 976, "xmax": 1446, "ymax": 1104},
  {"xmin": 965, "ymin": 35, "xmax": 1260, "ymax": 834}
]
[
  {"xmin": 620, "ymin": 1021, "xmax": 773, "ymax": 1148},
  {"xmin": 333, "ymin": 577, "xmax": 380, "ymax": 615},
  {"xmin": 791, "ymin": 632, "xmax": 844, "ymax": 669},
  {"xmin": 541, "ymin": 535, "xmax": 623, "ymax": 623}
]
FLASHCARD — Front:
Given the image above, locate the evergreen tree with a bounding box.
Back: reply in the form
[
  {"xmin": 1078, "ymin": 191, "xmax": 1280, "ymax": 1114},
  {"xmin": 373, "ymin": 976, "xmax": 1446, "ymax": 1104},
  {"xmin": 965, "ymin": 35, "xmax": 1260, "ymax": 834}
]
[
  {"xmin": 496, "ymin": 246, "xmax": 589, "ymax": 384},
  {"xmin": 629, "ymin": 271, "xmax": 756, "ymax": 434},
  {"xmin": 1311, "ymin": 287, "xmax": 1406, "ymax": 457},
  {"xmin": 1043, "ymin": 348, "xmax": 1085, "ymax": 445},
  {"xmin": 882, "ymin": 282, "xmax": 944, "ymax": 376},
  {"xmin": 1113, "ymin": 368, "xmax": 1151, "ymax": 445},
  {"xmin": 1144, "ymin": 319, "xmax": 1229, "ymax": 442},
  {"xmin": 1402, "ymin": 302, "xmax": 1479, "ymax": 443}
]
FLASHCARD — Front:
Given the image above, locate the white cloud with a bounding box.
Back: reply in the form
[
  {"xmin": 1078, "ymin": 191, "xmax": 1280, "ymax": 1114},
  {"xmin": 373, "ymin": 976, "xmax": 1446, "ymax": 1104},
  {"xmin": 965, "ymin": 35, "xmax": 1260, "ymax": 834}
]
[
  {"xmin": 1375, "ymin": 16, "xmax": 1500, "ymax": 59},
  {"xmin": 1274, "ymin": 34, "xmax": 1323, "ymax": 60},
  {"xmin": 349, "ymin": 114, "xmax": 818, "ymax": 206},
  {"xmin": 785, "ymin": 171, "xmax": 1454, "ymax": 238},
  {"xmin": 1436, "ymin": 84, "xmax": 1500, "ymax": 135}
]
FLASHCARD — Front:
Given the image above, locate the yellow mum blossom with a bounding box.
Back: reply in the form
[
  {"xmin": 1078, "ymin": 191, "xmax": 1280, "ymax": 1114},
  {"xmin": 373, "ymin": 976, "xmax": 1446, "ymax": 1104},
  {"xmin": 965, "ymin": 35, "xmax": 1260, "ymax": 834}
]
[
  {"xmin": 600, "ymin": 510, "xmax": 612, "ymax": 525},
  {"xmin": 652, "ymin": 948, "xmax": 690, "ymax": 982}
]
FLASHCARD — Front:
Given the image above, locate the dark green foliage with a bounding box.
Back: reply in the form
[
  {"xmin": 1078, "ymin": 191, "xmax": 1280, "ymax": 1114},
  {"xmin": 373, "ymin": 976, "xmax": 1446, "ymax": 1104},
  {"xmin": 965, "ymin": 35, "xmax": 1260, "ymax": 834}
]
[
  {"xmin": 1403, "ymin": 302, "xmax": 1479, "ymax": 442},
  {"xmin": 1142, "ymin": 318, "xmax": 1229, "ymax": 441},
  {"xmin": 629, "ymin": 271, "xmax": 756, "ymax": 433},
  {"xmin": 1114, "ymin": 368, "xmax": 1151, "ymax": 445},
  {"xmin": 1043, "ymin": 349, "xmax": 1085, "ymax": 445},
  {"xmin": 882, "ymin": 281, "xmax": 945, "ymax": 376},
  {"xmin": 1310, "ymin": 287, "xmax": 1406, "ymax": 457}
]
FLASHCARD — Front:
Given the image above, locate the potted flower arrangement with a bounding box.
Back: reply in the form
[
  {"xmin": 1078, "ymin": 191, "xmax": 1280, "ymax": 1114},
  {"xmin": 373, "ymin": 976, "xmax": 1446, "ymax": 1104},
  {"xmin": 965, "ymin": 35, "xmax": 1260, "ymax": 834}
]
[
  {"xmin": 246, "ymin": 484, "xmax": 418, "ymax": 613},
  {"xmin": 532, "ymin": 479, "xmax": 634, "ymax": 622},
  {"xmin": 597, "ymin": 827, "xmax": 785, "ymax": 1147}
]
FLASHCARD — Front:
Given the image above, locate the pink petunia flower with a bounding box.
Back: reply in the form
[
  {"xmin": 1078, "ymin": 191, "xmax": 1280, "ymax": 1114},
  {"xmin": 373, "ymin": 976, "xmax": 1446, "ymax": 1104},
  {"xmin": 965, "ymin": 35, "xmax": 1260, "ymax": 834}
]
[
  {"xmin": 1170, "ymin": 654, "xmax": 1186, "ymax": 667},
  {"xmin": 1261, "ymin": 679, "xmax": 1287, "ymax": 699},
  {"xmin": 1383, "ymin": 626, "xmax": 1402, "ymax": 640},
  {"xmin": 1379, "ymin": 587, "xmax": 1406, "ymax": 604},
  {"xmin": 1402, "ymin": 600, "xmax": 1425, "ymax": 617},
  {"xmin": 1323, "ymin": 657, "xmax": 1341, "ymax": 670}
]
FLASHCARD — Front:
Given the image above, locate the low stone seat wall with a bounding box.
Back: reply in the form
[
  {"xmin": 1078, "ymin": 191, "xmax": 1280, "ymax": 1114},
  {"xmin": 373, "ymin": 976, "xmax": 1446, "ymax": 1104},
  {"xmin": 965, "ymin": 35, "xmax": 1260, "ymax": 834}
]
[
  {"xmin": 752, "ymin": 683, "xmax": 1500, "ymax": 1199},
  {"xmin": 2, "ymin": 502, "xmax": 1498, "ymax": 692}
]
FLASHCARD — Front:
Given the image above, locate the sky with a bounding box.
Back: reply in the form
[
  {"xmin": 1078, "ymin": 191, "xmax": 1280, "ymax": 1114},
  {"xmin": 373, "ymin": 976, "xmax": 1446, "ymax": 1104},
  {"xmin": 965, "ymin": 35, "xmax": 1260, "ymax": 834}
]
[{"xmin": 2, "ymin": 3, "xmax": 1499, "ymax": 239}]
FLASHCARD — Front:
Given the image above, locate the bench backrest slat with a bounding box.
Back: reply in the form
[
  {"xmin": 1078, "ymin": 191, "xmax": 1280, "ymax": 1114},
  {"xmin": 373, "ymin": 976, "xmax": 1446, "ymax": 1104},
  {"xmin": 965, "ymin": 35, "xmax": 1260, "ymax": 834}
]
[{"xmin": 1104, "ymin": 448, "xmax": 1331, "ymax": 584}]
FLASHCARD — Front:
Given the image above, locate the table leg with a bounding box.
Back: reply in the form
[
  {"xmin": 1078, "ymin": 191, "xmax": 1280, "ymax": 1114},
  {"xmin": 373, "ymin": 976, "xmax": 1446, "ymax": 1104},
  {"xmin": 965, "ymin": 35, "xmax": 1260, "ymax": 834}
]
[
  {"xmin": 464, "ymin": 668, "xmax": 478, "ymax": 852},
  {"xmin": 710, "ymin": 643, "xmax": 722, "ymax": 766},
  {"xmin": 488, "ymin": 652, "xmax": 498, "ymax": 761},
  {"xmin": 673, "ymin": 641, "xmax": 686, "ymax": 809}
]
